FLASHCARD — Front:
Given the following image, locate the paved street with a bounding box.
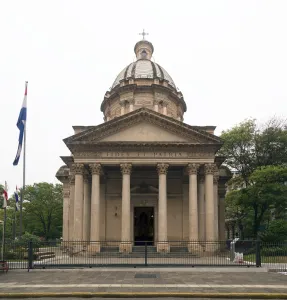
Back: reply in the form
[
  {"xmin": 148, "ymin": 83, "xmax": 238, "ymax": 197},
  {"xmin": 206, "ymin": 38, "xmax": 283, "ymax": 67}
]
[{"xmin": 0, "ymin": 268, "xmax": 286, "ymax": 295}]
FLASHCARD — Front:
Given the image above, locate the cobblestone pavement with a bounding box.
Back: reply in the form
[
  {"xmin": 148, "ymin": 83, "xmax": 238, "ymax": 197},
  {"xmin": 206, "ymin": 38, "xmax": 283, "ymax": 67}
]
[{"xmin": 0, "ymin": 268, "xmax": 286, "ymax": 294}]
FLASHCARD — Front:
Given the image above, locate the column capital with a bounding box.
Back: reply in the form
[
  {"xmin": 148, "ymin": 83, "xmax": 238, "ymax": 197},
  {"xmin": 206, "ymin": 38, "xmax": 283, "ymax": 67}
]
[
  {"xmin": 204, "ymin": 163, "xmax": 216, "ymax": 175},
  {"xmin": 69, "ymin": 174, "xmax": 75, "ymax": 185},
  {"xmin": 63, "ymin": 190, "xmax": 70, "ymax": 198},
  {"xmin": 89, "ymin": 163, "xmax": 102, "ymax": 175},
  {"xmin": 213, "ymin": 173, "xmax": 219, "ymax": 184},
  {"xmin": 157, "ymin": 163, "xmax": 169, "ymax": 175},
  {"xmin": 186, "ymin": 163, "xmax": 200, "ymax": 175},
  {"xmin": 72, "ymin": 163, "xmax": 85, "ymax": 175},
  {"xmin": 120, "ymin": 163, "xmax": 132, "ymax": 175}
]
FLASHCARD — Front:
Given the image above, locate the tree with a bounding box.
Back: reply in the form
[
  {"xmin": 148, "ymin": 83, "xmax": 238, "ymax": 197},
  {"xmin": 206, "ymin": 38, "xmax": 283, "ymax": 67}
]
[
  {"xmin": 23, "ymin": 183, "xmax": 63, "ymax": 240},
  {"xmin": 219, "ymin": 117, "xmax": 287, "ymax": 187},
  {"xmin": 226, "ymin": 166, "xmax": 287, "ymax": 239}
]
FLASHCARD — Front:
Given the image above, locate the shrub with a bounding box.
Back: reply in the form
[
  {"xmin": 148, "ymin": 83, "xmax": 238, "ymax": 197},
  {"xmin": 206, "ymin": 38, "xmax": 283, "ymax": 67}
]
[{"xmin": 260, "ymin": 220, "xmax": 287, "ymax": 243}]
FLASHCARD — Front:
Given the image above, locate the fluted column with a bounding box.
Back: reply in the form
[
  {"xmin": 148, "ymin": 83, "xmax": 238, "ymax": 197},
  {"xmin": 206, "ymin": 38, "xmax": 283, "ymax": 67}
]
[
  {"xmin": 62, "ymin": 184, "xmax": 70, "ymax": 242},
  {"xmin": 83, "ymin": 171, "xmax": 91, "ymax": 242},
  {"xmin": 68, "ymin": 174, "xmax": 75, "ymax": 241},
  {"xmin": 204, "ymin": 163, "xmax": 215, "ymax": 243},
  {"xmin": 213, "ymin": 167, "xmax": 219, "ymax": 241},
  {"xmin": 186, "ymin": 163, "xmax": 200, "ymax": 238},
  {"xmin": 89, "ymin": 163, "xmax": 101, "ymax": 252},
  {"xmin": 73, "ymin": 163, "xmax": 84, "ymax": 241},
  {"xmin": 120, "ymin": 163, "xmax": 132, "ymax": 252},
  {"xmin": 157, "ymin": 163, "xmax": 169, "ymax": 252},
  {"xmin": 198, "ymin": 176, "xmax": 205, "ymax": 242}
]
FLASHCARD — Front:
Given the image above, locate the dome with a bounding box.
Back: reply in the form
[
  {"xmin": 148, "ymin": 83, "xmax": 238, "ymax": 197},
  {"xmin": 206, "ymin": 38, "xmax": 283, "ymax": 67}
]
[
  {"xmin": 101, "ymin": 38, "xmax": 186, "ymax": 122},
  {"xmin": 112, "ymin": 60, "xmax": 176, "ymax": 89}
]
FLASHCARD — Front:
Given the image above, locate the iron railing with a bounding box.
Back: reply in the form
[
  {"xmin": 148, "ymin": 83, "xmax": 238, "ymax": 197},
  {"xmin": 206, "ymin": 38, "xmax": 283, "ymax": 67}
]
[{"xmin": 1, "ymin": 240, "xmax": 286, "ymax": 271}]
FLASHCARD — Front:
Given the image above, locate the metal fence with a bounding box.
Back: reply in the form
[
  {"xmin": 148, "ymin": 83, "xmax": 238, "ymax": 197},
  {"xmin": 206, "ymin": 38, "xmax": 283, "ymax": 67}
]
[{"xmin": 1, "ymin": 240, "xmax": 286, "ymax": 271}]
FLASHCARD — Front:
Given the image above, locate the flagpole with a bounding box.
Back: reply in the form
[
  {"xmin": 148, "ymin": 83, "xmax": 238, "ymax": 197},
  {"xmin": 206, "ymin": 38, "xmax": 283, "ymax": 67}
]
[{"xmin": 19, "ymin": 81, "xmax": 28, "ymax": 238}]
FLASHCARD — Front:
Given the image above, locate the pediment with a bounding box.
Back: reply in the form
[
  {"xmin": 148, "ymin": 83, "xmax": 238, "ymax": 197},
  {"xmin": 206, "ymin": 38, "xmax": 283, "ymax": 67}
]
[
  {"xmin": 100, "ymin": 121, "xmax": 191, "ymax": 143},
  {"xmin": 64, "ymin": 108, "xmax": 222, "ymax": 145}
]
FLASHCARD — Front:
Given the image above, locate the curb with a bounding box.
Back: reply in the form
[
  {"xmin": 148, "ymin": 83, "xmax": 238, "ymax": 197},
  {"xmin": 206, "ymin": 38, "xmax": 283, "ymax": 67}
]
[{"xmin": 0, "ymin": 292, "xmax": 287, "ymax": 299}]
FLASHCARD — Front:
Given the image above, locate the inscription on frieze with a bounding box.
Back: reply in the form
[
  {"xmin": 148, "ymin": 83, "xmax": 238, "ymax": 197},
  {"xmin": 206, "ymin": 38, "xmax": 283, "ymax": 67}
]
[{"xmin": 75, "ymin": 151, "xmax": 214, "ymax": 159}]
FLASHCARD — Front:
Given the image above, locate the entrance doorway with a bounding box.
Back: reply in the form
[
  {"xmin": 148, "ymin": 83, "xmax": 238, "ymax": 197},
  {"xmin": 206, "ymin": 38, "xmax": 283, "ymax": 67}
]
[{"xmin": 134, "ymin": 207, "xmax": 154, "ymax": 246}]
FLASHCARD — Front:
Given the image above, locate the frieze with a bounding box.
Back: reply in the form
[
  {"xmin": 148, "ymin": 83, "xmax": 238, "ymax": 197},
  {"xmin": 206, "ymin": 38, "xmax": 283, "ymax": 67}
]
[{"xmin": 74, "ymin": 151, "xmax": 215, "ymax": 159}]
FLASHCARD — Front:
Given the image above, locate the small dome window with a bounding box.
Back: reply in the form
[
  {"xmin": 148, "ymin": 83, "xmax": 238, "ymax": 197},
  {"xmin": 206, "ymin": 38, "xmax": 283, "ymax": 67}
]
[{"xmin": 141, "ymin": 50, "xmax": 147, "ymax": 59}]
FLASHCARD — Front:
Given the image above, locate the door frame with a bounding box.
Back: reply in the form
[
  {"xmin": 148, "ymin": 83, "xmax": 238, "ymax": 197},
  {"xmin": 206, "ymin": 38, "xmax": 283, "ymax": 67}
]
[{"xmin": 130, "ymin": 195, "xmax": 158, "ymax": 244}]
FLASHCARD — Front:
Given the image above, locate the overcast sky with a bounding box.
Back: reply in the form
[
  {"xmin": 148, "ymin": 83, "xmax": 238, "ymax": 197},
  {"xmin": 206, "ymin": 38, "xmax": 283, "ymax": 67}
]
[{"xmin": 1, "ymin": 0, "xmax": 287, "ymax": 192}]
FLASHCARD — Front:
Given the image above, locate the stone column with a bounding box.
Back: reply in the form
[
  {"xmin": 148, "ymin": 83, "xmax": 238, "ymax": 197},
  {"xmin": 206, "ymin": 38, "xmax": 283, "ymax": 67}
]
[
  {"xmin": 129, "ymin": 100, "xmax": 134, "ymax": 112},
  {"xmin": 157, "ymin": 163, "xmax": 169, "ymax": 252},
  {"xmin": 120, "ymin": 102, "xmax": 125, "ymax": 115},
  {"xmin": 62, "ymin": 184, "xmax": 70, "ymax": 242},
  {"xmin": 120, "ymin": 163, "xmax": 132, "ymax": 252},
  {"xmin": 89, "ymin": 163, "xmax": 101, "ymax": 252},
  {"xmin": 213, "ymin": 167, "xmax": 219, "ymax": 241},
  {"xmin": 218, "ymin": 188, "xmax": 226, "ymax": 242},
  {"xmin": 83, "ymin": 171, "xmax": 91, "ymax": 242},
  {"xmin": 154, "ymin": 100, "xmax": 159, "ymax": 112},
  {"xmin": 186, "ymin": 163, "xmax": 200, "ymax": 252},
  {"xmin": 73, "ymin": 163, "xmax": 84, "ymax": 241},
  {"xmin": 68, "ymin": 174, "xmax": 75, "ymax": 241},
  {"xmin": 204, "ymin": 163, "xmax": 215, "ymax": 244},
  {"xmin": 198, "ymin": 175, "xmax": 205, "ymax": 242}
]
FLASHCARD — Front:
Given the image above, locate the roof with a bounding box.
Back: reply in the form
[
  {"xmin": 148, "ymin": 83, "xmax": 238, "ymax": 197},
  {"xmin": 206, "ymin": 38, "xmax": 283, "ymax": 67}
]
[{"xmin": 111, "ymin": 59, "xmax": 176, "ymax": 89}]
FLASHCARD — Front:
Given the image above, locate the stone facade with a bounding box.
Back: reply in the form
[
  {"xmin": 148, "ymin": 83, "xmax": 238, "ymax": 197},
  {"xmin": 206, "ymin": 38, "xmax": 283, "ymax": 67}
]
[{"xmin": 56, "ymin": 38, "xmax": 231, "ymax": 253}]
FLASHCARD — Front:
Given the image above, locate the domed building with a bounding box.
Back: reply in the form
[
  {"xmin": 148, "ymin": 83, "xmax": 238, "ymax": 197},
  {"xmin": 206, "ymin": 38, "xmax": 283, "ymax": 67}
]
[{"xmin": 56, "ymin": 37, "xmax": 231, "ymax": 254}]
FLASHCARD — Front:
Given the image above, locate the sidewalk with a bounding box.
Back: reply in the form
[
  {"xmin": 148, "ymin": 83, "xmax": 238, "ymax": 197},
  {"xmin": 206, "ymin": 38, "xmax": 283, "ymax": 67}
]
[{"xmin": 0, "ymin": 268, "xmax": 286, "ymax": 297}]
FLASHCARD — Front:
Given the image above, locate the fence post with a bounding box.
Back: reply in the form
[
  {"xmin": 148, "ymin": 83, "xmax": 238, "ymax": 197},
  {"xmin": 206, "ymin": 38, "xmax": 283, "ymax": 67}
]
[
  {"xmin": 28, "ymin": 240, "xmax": 33, "ymax": 271},
  {"xmin": 144, "ymin": 242, "xmax": 148, "ymax": 266},
  {"xmin": 255, "ymin": 240, "xmax": 261, "ymax": 267}
]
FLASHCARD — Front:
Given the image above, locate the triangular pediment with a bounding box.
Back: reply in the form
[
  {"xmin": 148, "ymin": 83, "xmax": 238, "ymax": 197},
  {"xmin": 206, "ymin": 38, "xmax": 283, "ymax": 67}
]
[
  {"xmin": 100, "ymin": 121, "xmax": 192, "ymax": 142},
  {"xmin": 64, "ymin": 108, "xmax": 222, "ymax": 145}
]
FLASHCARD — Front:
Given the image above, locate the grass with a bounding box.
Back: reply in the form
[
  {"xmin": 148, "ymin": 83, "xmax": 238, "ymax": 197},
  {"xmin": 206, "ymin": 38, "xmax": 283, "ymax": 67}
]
[{"xmin": 244, "ymin": 254, "xmax": 287, "ymax": 263}]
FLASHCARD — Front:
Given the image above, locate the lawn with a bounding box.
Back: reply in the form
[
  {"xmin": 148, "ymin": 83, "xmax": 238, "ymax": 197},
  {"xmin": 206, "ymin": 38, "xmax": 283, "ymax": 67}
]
[{"xmin": 244, "ymin": 254, "xmax": 287, "ymax": 263}]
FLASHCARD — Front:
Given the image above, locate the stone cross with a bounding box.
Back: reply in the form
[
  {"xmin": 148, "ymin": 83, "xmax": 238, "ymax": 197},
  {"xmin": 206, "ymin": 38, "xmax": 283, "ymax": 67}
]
[{"xmin": 139, "ymin": 29, "xmax": 148, "ymax": 40}]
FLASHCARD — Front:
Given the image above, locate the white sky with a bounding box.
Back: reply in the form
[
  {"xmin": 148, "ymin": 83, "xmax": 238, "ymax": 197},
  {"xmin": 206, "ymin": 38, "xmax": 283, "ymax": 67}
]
[{"xmin": 1, "ymin": 0, "xmax": 287, "ymax": 192}]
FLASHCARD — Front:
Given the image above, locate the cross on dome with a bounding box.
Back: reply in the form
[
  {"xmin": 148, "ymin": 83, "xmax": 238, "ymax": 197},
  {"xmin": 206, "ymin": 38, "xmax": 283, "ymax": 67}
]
[{"xmin": 139, "ymin": 29, "xmax": 148, "ymax": 40}]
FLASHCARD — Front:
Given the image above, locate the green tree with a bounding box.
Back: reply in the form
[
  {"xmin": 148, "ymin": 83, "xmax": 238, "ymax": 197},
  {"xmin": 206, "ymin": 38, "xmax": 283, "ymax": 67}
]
[
  {"xmin": 227, "ymin": 166, "xmax": 287, "ymax": 239},
  {"xmin": 23, "ymin": 183, "xmax": 63, "ymax": 240},
  {"xmin": 219, "ymin": 117, "xmax": 287, "ymax": 187}
]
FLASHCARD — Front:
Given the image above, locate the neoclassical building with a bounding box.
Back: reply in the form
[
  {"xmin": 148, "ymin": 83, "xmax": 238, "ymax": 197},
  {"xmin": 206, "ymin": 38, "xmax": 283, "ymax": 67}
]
[{"xmin": 56, "ymin": 38, "xmax": 231, "ymax": 252}]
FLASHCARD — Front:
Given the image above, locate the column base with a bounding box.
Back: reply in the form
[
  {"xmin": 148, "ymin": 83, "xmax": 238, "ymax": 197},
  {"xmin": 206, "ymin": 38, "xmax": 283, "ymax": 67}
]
[
  {"xmin": 119, "ymin": 242, "xmax": 132, "ymax": 253},
  {"xmin": 204, "ymin": 241, "xmax": 220, "ymax": 253},
  {"xmin": 87, "ymin": 242, "xmax": 101, "ymax": 254},
  {"xmin": 157, "ymin": 242, "xmax": 170, "ymax": 253},
  {"xmin": 187, "ymin": 242, "xmax": 202, "ymax": 253}
]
